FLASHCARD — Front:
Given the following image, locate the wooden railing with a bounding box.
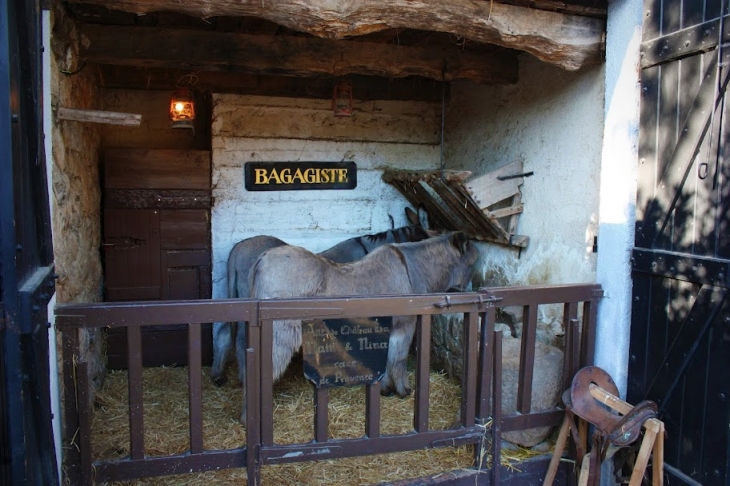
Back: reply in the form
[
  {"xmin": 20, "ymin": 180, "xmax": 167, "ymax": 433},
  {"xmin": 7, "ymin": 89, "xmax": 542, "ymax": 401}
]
[{"xmin": 56, "ymin": 284, "xmax": 602, "ymax": 485}]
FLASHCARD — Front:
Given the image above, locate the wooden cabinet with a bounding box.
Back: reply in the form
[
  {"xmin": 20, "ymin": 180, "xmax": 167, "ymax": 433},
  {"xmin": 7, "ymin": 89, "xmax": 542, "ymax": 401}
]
[{"xmin": 102, "ymin": 149, "xmax": 212, "ymax": 368}]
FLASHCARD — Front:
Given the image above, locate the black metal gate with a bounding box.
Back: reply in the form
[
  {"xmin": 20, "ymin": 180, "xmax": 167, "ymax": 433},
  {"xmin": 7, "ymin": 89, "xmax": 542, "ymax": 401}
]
[
  {"xmin": 0, "ymin": 0, "xmax": 57, "ymax": 484},
  {"xmin": 630, "ymin": 2, "xmax": 730, "ymax": 485}
]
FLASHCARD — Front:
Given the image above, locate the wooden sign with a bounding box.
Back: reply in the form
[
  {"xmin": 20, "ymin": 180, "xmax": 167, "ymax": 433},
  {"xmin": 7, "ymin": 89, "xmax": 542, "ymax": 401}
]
[
  {"xmin": 244, "ymin": 161, "xmax": 357, "ymax": 191},
  {"xmin": 302, "ymin": 317, "xmax": 392, "ymax": 388}
]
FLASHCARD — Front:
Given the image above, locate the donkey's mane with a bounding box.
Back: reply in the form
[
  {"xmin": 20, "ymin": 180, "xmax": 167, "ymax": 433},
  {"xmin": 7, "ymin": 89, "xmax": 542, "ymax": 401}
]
[{"xmin": 363, "ymin": 225, "xmax": 420, "ymax": 244}]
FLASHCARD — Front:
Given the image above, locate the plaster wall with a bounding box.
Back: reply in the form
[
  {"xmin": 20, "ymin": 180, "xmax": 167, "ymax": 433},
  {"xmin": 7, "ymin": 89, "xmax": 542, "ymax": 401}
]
[
  {"xmin": 211, "ymin": 94, "xmax": 442, "ymax": 299},
  {"xmin": 444, "ymin": 57, "xmax": 605, "ymax": 289},
  {"xmin": 594, "ymin": 0, "xmax": 643, "ymax": 398}
]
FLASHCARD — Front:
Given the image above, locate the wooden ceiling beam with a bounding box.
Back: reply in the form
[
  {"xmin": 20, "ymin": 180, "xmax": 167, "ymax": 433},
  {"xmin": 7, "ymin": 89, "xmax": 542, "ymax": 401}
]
[
  {"xmin": 98, "ymin": 66, "xmax": 450, "ymax": 102},
  {"xmin": 78, "ymin": 24, "xmax": 519, "ymax": 85},
  {"xmin": 67, "ymin": 0, "xmax": 605, "ymax": 71}
]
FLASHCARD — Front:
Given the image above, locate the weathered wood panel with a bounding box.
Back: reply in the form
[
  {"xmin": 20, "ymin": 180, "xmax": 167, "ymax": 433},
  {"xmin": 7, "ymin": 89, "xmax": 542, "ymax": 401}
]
[
  {"xmin": 57, "ymin": 107, "xmax": 142, "ymax": 126},
  {"xmin": 99, "ymin": 66, "xmax": 448, "ymax": 102},
  {"xmin": 159, "ymin": 210, "xmax": 209, "ymax": 250},
  {"xmin": 162, "ymin": 250, "xmax": 211, "ymax": 301},
  {"xmin": 464, "ymin": 160, "xmax": 524, "ymax": 210},
  {"xmin": 79, "ymin": 24, "xmax": 518, "ymax": 86},
  {"xmin": 101, "ymin": 90, "xmax": 210, "ymax": 150},
  {"xmin": 642, "ymin": 0, "xmax": 724, "ymax": 43},
  {"xmin": 212, "ymin": 95, "xmax": 440, "ymax": 144},
  {"xmin": 629, "ymin": 275, "xmax": 729, "ymax": 483},
  {"xmin": 104, "ymin": 189, "xmax": 211, "ymax": 210},
  {"xmin": 103, "ymin": 209, "xmax": 162, "ymax": 301},
  {"xmin": 104, "ymin": 148, "xmax": 211, "ymax": 190}
]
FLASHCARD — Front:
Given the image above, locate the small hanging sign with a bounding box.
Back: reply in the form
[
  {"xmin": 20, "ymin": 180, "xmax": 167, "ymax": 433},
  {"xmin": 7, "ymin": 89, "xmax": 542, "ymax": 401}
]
[
  {"xmin": 302, "ymin": 317, "xmax": 392, "ymax": 388},
  {"xmin": 244, "ymin": 161, "xmax": 357, "ymax": 191}
]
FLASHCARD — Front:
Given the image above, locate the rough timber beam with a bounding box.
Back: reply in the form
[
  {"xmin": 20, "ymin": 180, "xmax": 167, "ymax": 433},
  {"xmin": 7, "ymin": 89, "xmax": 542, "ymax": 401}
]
[
  {"xmin": 77, "ymin": 25, "xmax": 519, "ymax": 85},
  {"xmin": 57, "ymin": 107, "xmax": 142, "ymax": 125},
  {"xmin": 68, "ymin": 0, "xmax": 605, "ymax": 71},
  {"xmin": 98, "ymin": 66, "xmax": 450, "ymax": 102}
]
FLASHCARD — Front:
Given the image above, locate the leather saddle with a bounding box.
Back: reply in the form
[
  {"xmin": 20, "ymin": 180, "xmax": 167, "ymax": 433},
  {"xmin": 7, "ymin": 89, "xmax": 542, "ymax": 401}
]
[
  {"xmin": 566, "ymin": 366, "xmax": 658, "ymax": 447},
  {"xmin": 562, "ymin": 366, "xmax": 658, "ymax": 485}
]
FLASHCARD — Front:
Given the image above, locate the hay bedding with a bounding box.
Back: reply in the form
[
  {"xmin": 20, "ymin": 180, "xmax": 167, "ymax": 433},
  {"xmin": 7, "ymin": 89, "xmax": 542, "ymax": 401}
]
[{"xmin": 91, "ymin": 360, "xmax": 540, "ymax": 485}]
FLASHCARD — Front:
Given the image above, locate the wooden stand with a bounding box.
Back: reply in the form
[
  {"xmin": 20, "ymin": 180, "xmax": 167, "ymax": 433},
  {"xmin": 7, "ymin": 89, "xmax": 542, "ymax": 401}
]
[{"xmin": 543, "ymin": 384, "xmax": 665, "ymax": 486}]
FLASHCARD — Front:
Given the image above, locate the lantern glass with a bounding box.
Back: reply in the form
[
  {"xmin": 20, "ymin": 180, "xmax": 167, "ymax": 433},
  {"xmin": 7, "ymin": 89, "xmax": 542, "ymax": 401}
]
[
  {"xmin": 332, "ymin": 82, "xmax": 353, "ymax": 117},
  {"xmin": 169, "ymin": 88, "xmax": 195, "ymax": 128}
]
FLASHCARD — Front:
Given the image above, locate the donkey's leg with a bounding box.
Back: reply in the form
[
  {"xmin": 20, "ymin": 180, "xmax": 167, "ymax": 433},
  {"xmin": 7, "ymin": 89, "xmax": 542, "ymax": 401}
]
[
  {"xmin": 211, "ymin": 321, "xmax": 234, "ymax": 386},
  {"xmin": 381, "ymin": 317, "xmax": 416, "ymax": 398}
]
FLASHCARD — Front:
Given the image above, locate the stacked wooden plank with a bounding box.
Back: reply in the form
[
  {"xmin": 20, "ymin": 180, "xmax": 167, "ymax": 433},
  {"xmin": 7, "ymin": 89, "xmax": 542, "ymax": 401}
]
[{"xmin": 382, "ymin": 160, "xmax": 528, "ymax": 248}]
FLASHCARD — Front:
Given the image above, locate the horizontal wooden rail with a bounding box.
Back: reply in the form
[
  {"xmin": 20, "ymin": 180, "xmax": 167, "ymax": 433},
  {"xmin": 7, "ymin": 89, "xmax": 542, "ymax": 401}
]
[
  {"xmin": 92, "ymin": 449, "xmax": 247, "ymax": 483},
  {"xmin": 58, "ymin": 283, "xmax": 602, "ymax": 485},
  {"xmin": 55, "ymin": 299, "xmax": 258, "ymax": 328},
  {"xmin": 261, "ymin": 427, "xmax": 487, "ymax": 464}
]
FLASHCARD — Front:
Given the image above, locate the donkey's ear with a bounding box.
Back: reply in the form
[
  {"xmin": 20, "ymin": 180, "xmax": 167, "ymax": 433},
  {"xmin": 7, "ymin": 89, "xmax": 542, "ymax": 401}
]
[
  {"xmin": 450, "ymin": 232, "xmax": 470, "ymax": 253},
  {"xmin": 405, "ymin": 207, "xmax": 418, "ymax": 225},
  {"xmin": 417, "ymin": 206, "xmax": 430, "ymax": 230}
]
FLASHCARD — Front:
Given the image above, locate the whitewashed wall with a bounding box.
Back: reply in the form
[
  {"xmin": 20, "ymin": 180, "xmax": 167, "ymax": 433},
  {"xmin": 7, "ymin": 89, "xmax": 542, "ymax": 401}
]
[
  {"xmin": 594, "ymin": 0, "xmax": 643, "ymax": 397},
  {"xmin": 444, "ymin": 56, "xmax": 605, "ymax": 288},
  {"xmin": 211, "ymin": 94, "xmax": 442, "ymax": 299}
]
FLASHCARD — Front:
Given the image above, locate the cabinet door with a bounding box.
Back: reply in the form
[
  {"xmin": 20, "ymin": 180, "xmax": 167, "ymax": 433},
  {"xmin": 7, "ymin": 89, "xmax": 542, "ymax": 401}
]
[
  {"xmin": 103, "ymin": 209, "xmax": 161, "ymax": 301},
  {"xmin": 104, "ymin": 215, "xmax": 213, "ymax": 369}
]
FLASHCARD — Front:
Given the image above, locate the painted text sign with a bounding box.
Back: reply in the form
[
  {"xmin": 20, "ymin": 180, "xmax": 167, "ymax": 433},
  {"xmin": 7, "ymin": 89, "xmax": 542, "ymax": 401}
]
[
  {"xmin": 244, "ymin": 161, "xmax": 357, "ymax": 191},
  {"xmin": 302, "ymin": 317, "xmax": 391, "ymax": 388}
]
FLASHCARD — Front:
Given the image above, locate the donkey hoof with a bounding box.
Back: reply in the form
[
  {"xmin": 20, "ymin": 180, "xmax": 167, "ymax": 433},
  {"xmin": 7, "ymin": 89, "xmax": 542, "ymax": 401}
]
[{"xmin": 212, "ymin": 375, "xmax": 227, "ymax": 387}]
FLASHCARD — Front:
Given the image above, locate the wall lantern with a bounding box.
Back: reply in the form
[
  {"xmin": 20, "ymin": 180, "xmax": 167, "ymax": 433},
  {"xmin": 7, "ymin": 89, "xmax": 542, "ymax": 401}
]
[
  {"xmin": 332, "ymin": 82, "xmax": 353, "ymax": 117},
  {"xmin": 169, "ymin": 87, "xmax": 195, "ymax": 129},
  {"xmin": 332, "ymin": 59, "xmax": 353, "ymax": 117}
]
